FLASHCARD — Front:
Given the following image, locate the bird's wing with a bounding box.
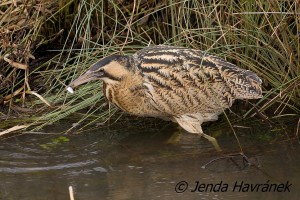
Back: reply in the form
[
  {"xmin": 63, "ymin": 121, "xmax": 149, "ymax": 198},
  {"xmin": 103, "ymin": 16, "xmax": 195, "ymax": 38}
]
[
  {"xmin": 133, "ymin": 45, "xmax": 262, "ymax": 115},
  {"xmin": 205, "ymin": 53, "xmax": 262, "ymax": 99}
]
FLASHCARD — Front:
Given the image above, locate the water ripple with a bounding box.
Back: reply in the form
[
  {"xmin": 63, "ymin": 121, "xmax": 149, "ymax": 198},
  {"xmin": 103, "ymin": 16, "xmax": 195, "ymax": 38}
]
[{"xmin": 0, "ymin": 160, "xmax": 97, "ymax": 173}]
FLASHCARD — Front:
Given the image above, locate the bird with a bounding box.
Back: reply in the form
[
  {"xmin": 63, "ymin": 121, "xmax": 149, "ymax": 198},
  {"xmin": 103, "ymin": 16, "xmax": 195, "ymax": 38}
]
[{"xmin": 67, "ymin": 45, "xmax": 262, "ymax": 151}]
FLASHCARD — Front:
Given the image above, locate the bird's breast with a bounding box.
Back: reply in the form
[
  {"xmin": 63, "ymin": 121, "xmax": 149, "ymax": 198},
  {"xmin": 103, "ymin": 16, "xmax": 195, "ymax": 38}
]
[{"xmin": 102, "ymin": 82, "xmax": 126, "ymax": 112}]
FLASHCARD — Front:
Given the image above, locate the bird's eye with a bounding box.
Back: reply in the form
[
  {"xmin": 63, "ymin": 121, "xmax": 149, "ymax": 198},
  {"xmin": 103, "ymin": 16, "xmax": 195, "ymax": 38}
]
[{"xmin": 95, "ymin": 68, "xmax": 105, "ymax": 78}]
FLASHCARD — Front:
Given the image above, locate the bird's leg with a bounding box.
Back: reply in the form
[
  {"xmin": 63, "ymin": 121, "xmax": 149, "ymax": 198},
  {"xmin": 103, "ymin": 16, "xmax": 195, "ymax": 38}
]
[
  {"xmin": 201, "ymin": 133, "xmax": 222, "ymax": 152},
  {"xmin": 172, "ymin": 116, "xmax": 222, "ymax": 151},
  {"xmin": 166, "ymin": 126, "xmax": 182, "ymax": 144}
]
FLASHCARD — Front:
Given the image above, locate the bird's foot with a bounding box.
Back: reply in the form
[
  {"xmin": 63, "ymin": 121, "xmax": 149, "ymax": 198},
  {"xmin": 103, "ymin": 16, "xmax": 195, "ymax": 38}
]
[
  {"xmin": 166, "ymin": 129, "xmax": 182, "ymax": 145},
  {"xmin": 201, "ymin": 133, "xmax": 222, "ymax": 152}
]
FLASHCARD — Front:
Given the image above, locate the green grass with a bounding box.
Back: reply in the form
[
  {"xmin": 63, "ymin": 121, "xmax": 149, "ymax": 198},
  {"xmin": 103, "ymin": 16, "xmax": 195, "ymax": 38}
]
[{"xmin": 0, "ymin": 0, "xmax": 299, "ymax": 131}]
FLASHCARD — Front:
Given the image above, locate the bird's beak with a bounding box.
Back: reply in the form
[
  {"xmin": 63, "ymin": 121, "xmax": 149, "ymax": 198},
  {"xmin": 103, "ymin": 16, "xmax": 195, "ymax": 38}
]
[{"xmin": 67, "ymin": 70, "xmax": 102, "ymax": 93}]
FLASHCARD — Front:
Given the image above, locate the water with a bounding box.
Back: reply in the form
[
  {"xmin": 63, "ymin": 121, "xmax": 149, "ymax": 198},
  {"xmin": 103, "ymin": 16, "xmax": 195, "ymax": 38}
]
[{"xmin": 0, "ymin": 118, "xmax": 299, "ymax": 200}]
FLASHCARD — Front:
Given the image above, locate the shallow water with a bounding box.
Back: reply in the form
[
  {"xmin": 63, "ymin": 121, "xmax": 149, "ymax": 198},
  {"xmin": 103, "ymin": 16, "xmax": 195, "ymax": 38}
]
[{"xmin": 0, "ymin": 118, "xmax": 299, "ymax": 200}]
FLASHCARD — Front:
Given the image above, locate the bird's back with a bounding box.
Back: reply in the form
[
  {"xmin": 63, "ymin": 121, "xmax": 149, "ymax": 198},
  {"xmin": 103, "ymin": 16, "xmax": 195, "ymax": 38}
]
[{"xmin": 132, "ymin": 45, "xmax": 262, "ymax": 116}]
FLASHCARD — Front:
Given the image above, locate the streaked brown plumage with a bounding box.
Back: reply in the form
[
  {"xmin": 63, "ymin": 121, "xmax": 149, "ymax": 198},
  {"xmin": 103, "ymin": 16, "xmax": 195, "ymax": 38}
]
[{"xmin": 68, "ymin": 45, "xmax": 262, "ymax": 151}]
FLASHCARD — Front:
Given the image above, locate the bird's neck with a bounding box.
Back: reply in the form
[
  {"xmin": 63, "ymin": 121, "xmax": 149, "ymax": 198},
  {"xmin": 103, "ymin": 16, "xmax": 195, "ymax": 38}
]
[{"xmin": 103, "ymin": 81, "xmax": 129, "ymax": 112}]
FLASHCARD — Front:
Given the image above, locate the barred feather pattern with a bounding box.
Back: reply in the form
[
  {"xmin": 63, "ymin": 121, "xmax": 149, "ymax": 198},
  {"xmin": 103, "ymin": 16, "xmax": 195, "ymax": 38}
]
[
  {"xmin": 98, "ymin": 45, "xmax": 262, "ymax": 133},
  {"xmin": 127, "ymin": 45, "xmax": 262, "ymax": 118}
]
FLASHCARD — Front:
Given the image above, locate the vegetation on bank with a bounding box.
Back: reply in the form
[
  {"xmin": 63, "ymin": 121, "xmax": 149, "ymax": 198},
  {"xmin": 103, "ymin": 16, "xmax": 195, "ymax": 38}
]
[{"xmin": 0, "ymin": 0, "xmax": 299, "ymax": 133}]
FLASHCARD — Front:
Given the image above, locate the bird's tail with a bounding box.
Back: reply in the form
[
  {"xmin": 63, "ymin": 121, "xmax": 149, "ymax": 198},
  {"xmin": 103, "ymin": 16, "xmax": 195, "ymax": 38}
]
[
  {"xmin": 224, "ymin": 70, "xmax": 262, "ymax": 100},
  {"xmin": 237, "ymin": 70, "xmax": 262, "ymax": 99}
]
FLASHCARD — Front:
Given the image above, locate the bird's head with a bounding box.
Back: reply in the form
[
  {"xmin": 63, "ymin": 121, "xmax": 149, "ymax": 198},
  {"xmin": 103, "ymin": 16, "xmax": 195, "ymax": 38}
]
[{"xmin": 67, "ymin": 55, "xmax": 131, "ymax": 92}]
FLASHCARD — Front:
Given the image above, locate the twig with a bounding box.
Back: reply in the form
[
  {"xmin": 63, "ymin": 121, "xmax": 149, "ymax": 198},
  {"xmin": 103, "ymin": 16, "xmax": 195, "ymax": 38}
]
[
  {"xmin": 0, "ymin": 125, "xmax": 28, "ymax": 137},
  {"xmin": 232, "ymin": 12, "xmax": 299, "ymax": 15},
  {"xmin": 296, "ymin": 118, "xmax": 300, "ymax": 143},
  {"xmin": 69, "ymin": 186, "xmax": 75, "ymax": 200},
  {"xmin": 201, "ymin": 152, "xmax": 252, "ymax": 169}
]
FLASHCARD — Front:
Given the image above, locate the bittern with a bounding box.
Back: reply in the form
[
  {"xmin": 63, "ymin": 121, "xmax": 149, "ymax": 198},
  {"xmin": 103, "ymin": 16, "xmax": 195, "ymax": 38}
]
[{"xmin": 67, "ymin": 45, "xmax": 262, "ymax": 151}]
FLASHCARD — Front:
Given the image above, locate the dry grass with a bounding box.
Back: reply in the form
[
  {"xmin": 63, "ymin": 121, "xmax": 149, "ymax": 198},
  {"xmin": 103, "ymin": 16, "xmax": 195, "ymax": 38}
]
[{"xmin": 0, "ymin": 0, "xmax": 299, "ymax": 131}]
